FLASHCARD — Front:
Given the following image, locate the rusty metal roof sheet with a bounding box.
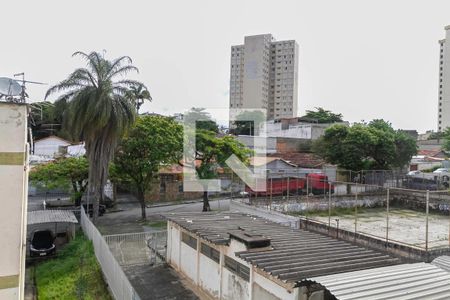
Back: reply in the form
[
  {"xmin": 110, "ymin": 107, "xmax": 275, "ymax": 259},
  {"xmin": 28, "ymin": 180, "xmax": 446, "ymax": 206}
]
[{"xmin": 165, "ymin": 212, "xmax": 400, "ymax": 284}]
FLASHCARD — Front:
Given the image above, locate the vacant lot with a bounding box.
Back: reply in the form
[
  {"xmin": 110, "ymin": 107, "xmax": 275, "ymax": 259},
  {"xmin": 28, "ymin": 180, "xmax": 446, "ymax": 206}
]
[{"xmin": 307, "ymin": 208, "xmax": 450, "ymax": 249}]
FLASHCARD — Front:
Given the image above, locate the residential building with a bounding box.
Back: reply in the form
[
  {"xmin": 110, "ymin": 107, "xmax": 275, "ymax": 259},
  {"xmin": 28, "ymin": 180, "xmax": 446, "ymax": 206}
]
[
  {"xmin": 33, "ymin": 135, "xmax": 71, "ymax": 158},
  {"xmin": 0, "ymin": 102, "xmax": 28, "ymax": 299},
  {"xmin": 229, "ymin": 34, "xmax": 299, "ymax": 120},
  {"xmin": 438, "ymin": 26, "xmax": 450, "ymax": 131}
]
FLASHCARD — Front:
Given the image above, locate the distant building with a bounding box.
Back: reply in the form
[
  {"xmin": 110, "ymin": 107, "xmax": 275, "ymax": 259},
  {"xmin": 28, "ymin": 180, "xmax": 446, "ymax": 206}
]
[
  {"xmin": 261, "ymin": 118, "xmax": 348, "ymax": 140},
  {"xmin": 438, "ymin": 26, "xmax": 450, "ymax": 131},
  {"xmin": 33, "ymin": 135, "xmax": 71, "ymax": 158},
  {"xmin": 229, "ymin": 34, "xmax": 299, "ymax": 120}
]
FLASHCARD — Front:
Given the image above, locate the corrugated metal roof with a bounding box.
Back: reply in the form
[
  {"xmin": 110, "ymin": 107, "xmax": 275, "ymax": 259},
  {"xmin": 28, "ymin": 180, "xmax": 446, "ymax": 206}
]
[
  {"xmin": 308, "ymin": 262, "xmax": 450, "ymax": 300},
  {"xmin": 165, "ymin": 212, "xmax": 400, "ymax": 284},
  {"xmin": 432, "ymin": 256, "xmax": 450, "ymax": 273},
  {"xmin": 28, "ymin": 210, "xmax": 78, "ymax": 225}
]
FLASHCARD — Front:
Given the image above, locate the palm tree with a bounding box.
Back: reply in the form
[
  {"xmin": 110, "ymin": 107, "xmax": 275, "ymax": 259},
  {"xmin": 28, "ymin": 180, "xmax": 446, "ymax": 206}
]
[
  {"xmin": 45, "ymin": 51, "xmax": 146, "ymax": 222},
  {"xmin": 126, "ymin": 84, "xmax": 152, "ymax": 113}
]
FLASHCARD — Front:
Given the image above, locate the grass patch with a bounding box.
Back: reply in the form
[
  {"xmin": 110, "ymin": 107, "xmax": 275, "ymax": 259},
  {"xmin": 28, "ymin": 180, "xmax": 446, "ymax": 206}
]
[
  {"xmin": 35, "ymin": 232, "xmax": 111, "ymax": 300},
  {"xmin": 142, "ymin": 220, "xmax": 167, "ymax": 229}
]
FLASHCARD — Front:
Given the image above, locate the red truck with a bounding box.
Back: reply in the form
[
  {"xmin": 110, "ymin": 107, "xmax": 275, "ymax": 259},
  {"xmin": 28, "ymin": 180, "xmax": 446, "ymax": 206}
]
[{"xmin": 245, "ymin": 173, "xmax": 334, "ymax": 196}]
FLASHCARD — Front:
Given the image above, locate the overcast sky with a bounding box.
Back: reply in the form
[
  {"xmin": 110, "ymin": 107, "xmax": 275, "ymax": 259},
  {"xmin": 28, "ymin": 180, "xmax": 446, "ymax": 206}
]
[{"xmin": 2, "ymin": 0, "xmax": 450, "ymax": 132}]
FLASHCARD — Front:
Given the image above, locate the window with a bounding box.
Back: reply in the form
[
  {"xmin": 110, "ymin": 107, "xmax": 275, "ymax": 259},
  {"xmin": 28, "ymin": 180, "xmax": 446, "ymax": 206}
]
[
  {"xmin": 182, "ymin": 232, "xmax": 197, "ymax": 250},
  {"xmin": 201, "ymin": 243, "xmax": 220, "ymax": 263},
  {"xmin": 224, "ymin": 256, "xmax": 250, "ymax": 281}
]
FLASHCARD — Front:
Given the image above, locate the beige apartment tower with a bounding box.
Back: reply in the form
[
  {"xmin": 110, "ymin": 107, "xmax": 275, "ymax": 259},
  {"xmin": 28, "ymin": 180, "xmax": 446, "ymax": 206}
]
[
  {"xmin": 229, "ymin": 34, "xmax": 299, "ymax": 120},
  {"xmin": 438, "ymin": 26, "xmax": 450, "ymax": 131}
]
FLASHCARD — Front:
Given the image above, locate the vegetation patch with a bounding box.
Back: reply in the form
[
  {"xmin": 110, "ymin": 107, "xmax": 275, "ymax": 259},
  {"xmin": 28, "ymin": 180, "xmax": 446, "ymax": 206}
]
[
  {"xmin": 142, "ymin": 220, "xmax": 167, "ymax": 229},
  {"xmin": 35, "ymin": 232, "xmax": 111, "ymax": 300}
]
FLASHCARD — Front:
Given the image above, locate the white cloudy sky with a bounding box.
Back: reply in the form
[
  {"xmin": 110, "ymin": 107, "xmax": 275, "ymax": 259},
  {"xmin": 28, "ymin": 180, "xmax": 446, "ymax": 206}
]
[{"xmin": 2, "ymin": 0, "xmax": 449, "ymax": 132}]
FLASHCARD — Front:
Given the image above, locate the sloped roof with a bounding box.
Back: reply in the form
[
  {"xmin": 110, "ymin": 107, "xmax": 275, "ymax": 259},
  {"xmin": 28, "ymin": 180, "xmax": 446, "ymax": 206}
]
[
  {"xmin": 165, "ymin": 212, "xmax": 400, "ymax": 285},
  {"xmin": 28, "ymin": 210, "xmax": 78, "ymax": 225},
  {"xmin": 268, "ymin": 152, "xmax": 325, "ymax": 168},
  {"xmin": 307, "ymin": 262, "xmax": 450, "ymax": 300},
  {"xmin": 34, "ymin": 135, "xmax": 72, "ymax": 145}
]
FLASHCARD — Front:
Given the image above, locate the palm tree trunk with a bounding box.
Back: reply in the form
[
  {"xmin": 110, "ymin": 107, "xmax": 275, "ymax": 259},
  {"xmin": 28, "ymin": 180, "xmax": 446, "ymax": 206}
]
[{"xmin": 202, "ymin": 191, "xmax": 210, "ymax": 212}]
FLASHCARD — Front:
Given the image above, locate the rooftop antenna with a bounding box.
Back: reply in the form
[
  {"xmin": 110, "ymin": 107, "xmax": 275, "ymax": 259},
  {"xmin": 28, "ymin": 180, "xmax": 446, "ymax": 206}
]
[{"xmin": 13, "ymin": 72, "xmax": 46, "ymax": 103}]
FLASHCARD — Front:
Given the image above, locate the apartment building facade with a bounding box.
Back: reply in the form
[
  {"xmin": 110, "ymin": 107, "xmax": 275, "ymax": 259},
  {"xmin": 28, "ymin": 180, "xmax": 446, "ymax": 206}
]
[
  {"xmin": 438, "ymin": 26, "xmax": 450, "ymax": 131},
  {"xmin": 229, "ymin": 34, "xmax": 299, "ymax": 120}
]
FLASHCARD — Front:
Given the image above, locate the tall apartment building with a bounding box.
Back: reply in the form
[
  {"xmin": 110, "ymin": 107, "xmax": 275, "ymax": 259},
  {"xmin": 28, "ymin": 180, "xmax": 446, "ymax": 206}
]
[
  {"xmin": 229, "ymin": 34, "xmax": 299, "ymax": 120},
  {"xmin": 438, "ymin": 26, "xmax": 450, "ymax": 131}
]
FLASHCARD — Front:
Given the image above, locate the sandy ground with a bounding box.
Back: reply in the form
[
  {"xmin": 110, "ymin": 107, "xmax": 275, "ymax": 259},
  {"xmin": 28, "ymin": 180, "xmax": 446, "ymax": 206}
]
[{"xmin": 312, "ymin": 209, "xmax": 450, "ymax": 249}]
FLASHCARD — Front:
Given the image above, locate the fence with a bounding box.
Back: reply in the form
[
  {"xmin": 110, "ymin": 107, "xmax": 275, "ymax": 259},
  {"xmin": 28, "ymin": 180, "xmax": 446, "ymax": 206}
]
[
  {"xmin": 240, "ymin": 179, "xmax": 450, "ymax": 252},
  {"xmin": 104, "ymin": 231, "xmax": 167, "ymax": 267},
  {"xmin": 80, "ymin": 207, "xmax": 141, "ymax": 300}
]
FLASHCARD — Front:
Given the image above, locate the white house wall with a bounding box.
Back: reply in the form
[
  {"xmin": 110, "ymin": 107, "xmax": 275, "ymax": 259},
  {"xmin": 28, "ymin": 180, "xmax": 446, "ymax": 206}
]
[
  {"xmin": 198, "ymin": 252, "xmax": 220, "ymax": 298},
  {"xmin": 167, "ymin": 220, "xmax": 301, "ymax": 300},
  {"xmin": 34, "ymin": 137, "xmax": 70, "ymax": 157}
]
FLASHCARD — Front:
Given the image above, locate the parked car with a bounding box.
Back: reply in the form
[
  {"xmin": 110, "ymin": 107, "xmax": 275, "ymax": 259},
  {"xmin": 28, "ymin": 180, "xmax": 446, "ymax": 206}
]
[
  {"xmin": 30, "ymin": 230, "xmax": 56, "ymax": 257},
  {"xmin": 433, "ymin": 168, "xmax": 449, "ymax": 174},
  {"xmin": 407, "ymin": 170, "xmax": 422, "ymax": 176},
  {"xmin": 82, "ymin": 203, "xmax": 106, "ymax": 217}
]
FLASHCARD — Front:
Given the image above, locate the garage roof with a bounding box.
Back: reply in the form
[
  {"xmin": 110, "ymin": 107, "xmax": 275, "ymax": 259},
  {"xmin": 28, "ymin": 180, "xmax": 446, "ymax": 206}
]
[
  {"xmin": 306, "ymin": 262, "xmax": 450, "ymax": 300},
  {"xmin": 28, "ymin": 210, "xmax": 78, "ymax": 225},
  {"xmin": 165, "ymin": 212, "xmax": 400, "ymax": 284}
]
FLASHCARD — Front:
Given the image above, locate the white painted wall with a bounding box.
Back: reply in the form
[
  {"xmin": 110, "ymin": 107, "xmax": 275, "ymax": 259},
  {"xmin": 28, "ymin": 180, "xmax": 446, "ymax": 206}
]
[
  {"xmin": 167, "ymin": 220, "xmax": 301, "ymax": 300},
  {"xmin": 180, "ymin": 242, "xmax": 198, "ymax": 283},
  {"xmin": 34, "ymin": 136, "xmax": 70, "ymax": 157},
  {"xmin": 0, "ymin": 103, "xmax": 28, "ymax": 300},
  {"xmin": 199, "ymin": 253, "xmax": 220, "ymax": 298}
]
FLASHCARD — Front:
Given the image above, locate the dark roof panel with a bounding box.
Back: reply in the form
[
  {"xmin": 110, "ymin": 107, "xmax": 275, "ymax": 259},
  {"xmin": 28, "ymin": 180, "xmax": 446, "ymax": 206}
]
[{"xmin": 165, "ymin": 212, "xmax": 400, "ymax": 284}]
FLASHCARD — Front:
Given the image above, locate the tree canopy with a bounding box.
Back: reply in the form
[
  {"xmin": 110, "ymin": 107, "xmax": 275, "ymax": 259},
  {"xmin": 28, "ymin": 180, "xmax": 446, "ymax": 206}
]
[
  {"xmin": 113, "ymin": 115, "xmax": 183, "ymax": 219},
  {"xmin": 29, "ymin": 157, "xmax": 89, "ymax": 205},
  {"xmin": 441, "ymin": 128, "xmax": 450, "ymax": 152},
  {"xmin": 183, "ymin": 107, "xmax": 219, "ymax": 133},
  {"xmin": 45, "ymin": 51, "xmax": 145, "ymax": 221},
  {"xmin": 313, "ymin": 119, "xmax": 417, "ymax": 170},
  {"xmin": 230, "ymin": 110, "xmax": 266, "ymax": 136},
  {"xmin": 300, "ymin": 107, "xmax": 344, "ymax": 123}
]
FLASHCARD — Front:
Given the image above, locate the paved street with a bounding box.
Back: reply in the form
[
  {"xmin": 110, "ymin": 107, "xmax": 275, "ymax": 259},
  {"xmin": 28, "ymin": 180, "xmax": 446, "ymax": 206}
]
[{"xmin": 97, "ymin": 194, "xmax": 230, "ymax": 235}]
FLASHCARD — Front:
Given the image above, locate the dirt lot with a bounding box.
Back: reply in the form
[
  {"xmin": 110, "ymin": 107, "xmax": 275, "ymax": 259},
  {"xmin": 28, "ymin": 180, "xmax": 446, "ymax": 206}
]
[{"xmin": 311, "ymin": 208, "xmax": 450, "ymax": 249}]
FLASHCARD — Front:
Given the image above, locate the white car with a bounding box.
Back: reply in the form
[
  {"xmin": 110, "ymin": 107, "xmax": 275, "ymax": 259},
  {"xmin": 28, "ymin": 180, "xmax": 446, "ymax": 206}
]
[
  {"xmin": 433, "ymin": 168, "xmax": 449, "ymax": 174},
  {"xmin": 407, "ymin": 170, "xmax": 421, "ymax": 176}
]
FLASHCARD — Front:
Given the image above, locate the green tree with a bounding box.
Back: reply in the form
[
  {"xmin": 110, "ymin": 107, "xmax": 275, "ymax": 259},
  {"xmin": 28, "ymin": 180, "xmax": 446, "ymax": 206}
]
[
  {"xmin": 45, "ymin": 51, "xmax": 145, "ymax": 221},
  {"xmin": 29, "ymin": 157, "xmax": 89, "ymax": 205},
  {"xmin": 126, "ymin": 84, "xmax": 152, "ymax": 113},
  {"xmin": 441, "ymin": 128, "xmax": 450, "ymax": 152},
  {"xmin": 301, "ymin": 107, "xmax": 343, "ymax": 123},
  {"xmin": 183, "ymin": 107, "xmax": 219, "ymax": 133},
  {"xmin": 194, "ymin": 131, "xmax": 251, "ymax": 211},
  {"xmin": 230, "ymin": 110, "xmax": 266, "ymax": 136},
  {"xmin": 313, "ymin": 119, "xmax": 417, "ymax": 170},
  {"xmin": 113, "ymin": 115, "xmax": 183, "ymax": 220}
]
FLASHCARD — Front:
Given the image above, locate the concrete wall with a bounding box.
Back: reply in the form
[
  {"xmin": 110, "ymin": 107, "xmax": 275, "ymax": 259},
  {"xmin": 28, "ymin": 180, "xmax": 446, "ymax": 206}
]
[
  {"xmin": 0, "ymin": 103, "xmax": 28, "ymax": 299},
  {"xmin": 167, "ymin": 220, "xmax": 303, "ymax": 300},
  {"xmin": 33, "ymin": 136, "xmax": 70, "ymax": 157}
]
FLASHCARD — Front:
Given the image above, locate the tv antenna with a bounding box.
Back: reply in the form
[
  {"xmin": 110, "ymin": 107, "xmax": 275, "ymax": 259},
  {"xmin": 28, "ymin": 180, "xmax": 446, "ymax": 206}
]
[{"xmin": 0, "ymin": 73, "xmax": 46, "ymax": 103}]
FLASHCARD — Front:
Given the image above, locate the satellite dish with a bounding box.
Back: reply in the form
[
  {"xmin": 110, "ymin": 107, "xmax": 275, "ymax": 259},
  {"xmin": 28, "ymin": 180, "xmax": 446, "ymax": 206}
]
[{"xmin": 0, "ymin": 77, "xmax": 22, "ymax": 96}]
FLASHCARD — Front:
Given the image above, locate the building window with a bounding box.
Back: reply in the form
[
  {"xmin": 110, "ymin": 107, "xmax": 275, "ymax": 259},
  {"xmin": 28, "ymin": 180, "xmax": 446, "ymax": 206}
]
[
  {"xmin": 201, "ymin": 243, "xmax": 220, "ymax": 263},
  {"xmin": 182, "ymin": 232, "xmax": 197, "ymax": 250},
  {"xmin": 224, "ymin": 256, "xmax": 250, "ymax": 281}
]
